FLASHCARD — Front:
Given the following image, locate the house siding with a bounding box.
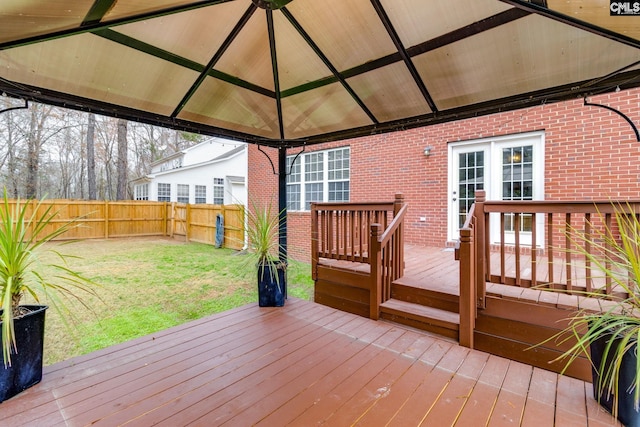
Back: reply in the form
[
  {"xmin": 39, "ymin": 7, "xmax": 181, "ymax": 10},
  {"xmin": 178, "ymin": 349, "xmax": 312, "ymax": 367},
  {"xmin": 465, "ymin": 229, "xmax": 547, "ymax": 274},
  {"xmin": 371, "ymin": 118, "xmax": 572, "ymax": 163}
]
[{"xmin": 248, "ymin": 88, "xmax": 640, "ymax": 263}]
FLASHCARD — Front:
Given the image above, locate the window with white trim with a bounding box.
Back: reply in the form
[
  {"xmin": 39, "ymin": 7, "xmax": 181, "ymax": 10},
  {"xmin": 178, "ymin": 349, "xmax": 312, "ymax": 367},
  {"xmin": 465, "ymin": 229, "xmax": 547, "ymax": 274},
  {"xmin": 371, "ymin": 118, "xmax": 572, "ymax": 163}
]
[
  {"xmin": 134, "ymin": 183, "xmax": 149, "ymax": 200},
  {"xmin": 286, "ymin": 156, "xmax": 301, "ymax": 211},
  {"xmin": 287, "ymin": 146, "xmax": 350, "ymax": 211},
  {"xmin": 213, "ymin": 178, "xmax": 224, "ymax": 205},
  {"xmin": 195, "ymin": 185, "xmax": 207, "ymax": 204},
  {"xmin": 177, "ymin": 184, "xmax": 189, "ymax": 203},
  {"xmin": 157, "ymin": 183, "xmax": 171, "ymax": 202}
]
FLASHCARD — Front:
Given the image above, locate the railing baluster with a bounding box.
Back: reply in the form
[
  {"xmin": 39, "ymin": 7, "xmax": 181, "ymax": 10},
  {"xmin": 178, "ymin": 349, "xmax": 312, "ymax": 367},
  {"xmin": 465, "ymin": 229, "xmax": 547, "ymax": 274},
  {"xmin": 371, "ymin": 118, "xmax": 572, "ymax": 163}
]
[
  {"xmin": 514, "ymin": 213, "xmax": 521, "ymax": 287},
  {"xmin": 566, "ymin": 213, "xmax": 572, "ymax": 292},
  {"xmin": 547, "ymin": 212, "xmax": 554, "ymax": 286},
  {"xmin": 531, "ymin": 213, "xmax": 537, "ymax": 287},
  {"xmin": 500, "ymin": 213, "xmax": 506, "ymax": 284},
  {"xmin": 585, "ymin": 213, "xmax": 592, "ymax": 293},
  {"xmin": 605, "ymin": 213, "xmax": 612, "ymax": 295}
]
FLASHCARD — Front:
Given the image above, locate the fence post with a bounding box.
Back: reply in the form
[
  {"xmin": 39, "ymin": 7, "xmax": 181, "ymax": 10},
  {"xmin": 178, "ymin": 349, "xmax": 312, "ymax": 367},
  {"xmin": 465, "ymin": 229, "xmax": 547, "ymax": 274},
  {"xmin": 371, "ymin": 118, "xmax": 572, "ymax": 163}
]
[
  {"xmin": 104, "ymin": 200, "xmax": 109, "ymax": 239},
  {"xmin": 459, "ymin": 227, "xmax": 475, "ymax": 348},
  {"xmin": 185, "ymin": 203, "xmax": 191, "ymax": 242},
  {"xmin": 474, "ymin": 190, "xmax": 486, "ymax": 309},
  {"xmin": 170, "ymin": 203, "xmax": 176, "ymax": 238},
  {"xmin": 369, "ymin": 223, "xmax": 382, "ymax": 320}
]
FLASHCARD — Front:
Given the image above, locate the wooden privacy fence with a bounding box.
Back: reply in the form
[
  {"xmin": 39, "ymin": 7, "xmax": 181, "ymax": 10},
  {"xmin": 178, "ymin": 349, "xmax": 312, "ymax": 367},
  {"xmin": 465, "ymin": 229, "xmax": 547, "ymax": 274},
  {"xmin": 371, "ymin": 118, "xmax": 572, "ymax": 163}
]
[{"xmin": 4, "ymin": 199, "xmax": 245, "ymax": 250}]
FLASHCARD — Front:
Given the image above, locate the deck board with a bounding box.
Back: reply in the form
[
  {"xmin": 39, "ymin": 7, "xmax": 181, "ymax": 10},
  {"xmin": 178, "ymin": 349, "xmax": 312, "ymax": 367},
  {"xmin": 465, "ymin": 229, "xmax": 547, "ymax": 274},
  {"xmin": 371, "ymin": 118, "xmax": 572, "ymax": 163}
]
[{"xmin": 1, "ymin": 298, "xmax": 622, "ymax": 426}]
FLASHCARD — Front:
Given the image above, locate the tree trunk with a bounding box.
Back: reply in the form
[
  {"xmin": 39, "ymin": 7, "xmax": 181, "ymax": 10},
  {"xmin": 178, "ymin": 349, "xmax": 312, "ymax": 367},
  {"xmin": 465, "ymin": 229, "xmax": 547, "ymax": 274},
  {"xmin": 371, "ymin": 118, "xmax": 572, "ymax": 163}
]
[
  {"xmin": 116, "ymin": 119, "xmax": 128, "ymax": 200},
  {"xmin": 25, "ymin": 108, "xmax": 41, "ymax": 199},
  {"xmin": 87, "ymin": 113, "xmax": 97, "ymax": 200}
]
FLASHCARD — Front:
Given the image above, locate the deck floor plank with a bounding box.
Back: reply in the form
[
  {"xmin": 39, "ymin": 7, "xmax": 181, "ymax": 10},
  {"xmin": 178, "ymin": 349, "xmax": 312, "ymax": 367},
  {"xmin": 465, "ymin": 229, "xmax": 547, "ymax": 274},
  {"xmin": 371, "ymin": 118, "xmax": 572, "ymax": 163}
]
[
  {"xmin": 1, "ymin": 298, "xmax": 623, "ymax": 426},
  {"xmin": 488, "ymin": 361, "xmax": 534, "ymax": 426},
  {"xmin": 454, "ymin": 355, "xmax": 511, "ymax": 426},
  {"xmin": 68, "ymin": 310, "xmax": 329, "ymax": 425}
]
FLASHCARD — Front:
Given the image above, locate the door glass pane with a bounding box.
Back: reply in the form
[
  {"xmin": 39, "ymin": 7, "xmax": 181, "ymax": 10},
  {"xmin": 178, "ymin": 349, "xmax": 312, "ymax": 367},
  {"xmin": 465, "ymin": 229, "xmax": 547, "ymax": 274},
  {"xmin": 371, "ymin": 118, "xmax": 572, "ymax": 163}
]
[
  {"xmin": 502, "ymin": 145, "xmax": 533, "ymax": 232},
  {"xmin": 458, "ymin": 151, "xmax": 484, "ymax": 228}
]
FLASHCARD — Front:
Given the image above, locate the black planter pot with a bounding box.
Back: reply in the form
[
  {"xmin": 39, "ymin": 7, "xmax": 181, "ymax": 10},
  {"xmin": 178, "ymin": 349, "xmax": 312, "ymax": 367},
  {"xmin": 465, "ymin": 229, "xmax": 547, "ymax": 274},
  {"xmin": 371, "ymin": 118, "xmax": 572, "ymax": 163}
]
[
  {"xmin": 257, "ymin": 262, "xmax": 285, "ymax": 307},
  {"xmin": 0, "ymin": 305, "xmax": 47, "ymax": 403},
  {"xmin": 590, "ymin": 332, "xmax": 640, "ymax": 427}
]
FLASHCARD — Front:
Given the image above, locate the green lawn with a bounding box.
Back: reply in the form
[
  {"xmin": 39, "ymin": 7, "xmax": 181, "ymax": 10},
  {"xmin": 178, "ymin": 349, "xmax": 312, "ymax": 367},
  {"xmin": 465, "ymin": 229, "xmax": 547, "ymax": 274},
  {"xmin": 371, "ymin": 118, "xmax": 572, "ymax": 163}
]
[{"xmin": 33, "ymin": 237, "xmax": 313, "ymax": 365}]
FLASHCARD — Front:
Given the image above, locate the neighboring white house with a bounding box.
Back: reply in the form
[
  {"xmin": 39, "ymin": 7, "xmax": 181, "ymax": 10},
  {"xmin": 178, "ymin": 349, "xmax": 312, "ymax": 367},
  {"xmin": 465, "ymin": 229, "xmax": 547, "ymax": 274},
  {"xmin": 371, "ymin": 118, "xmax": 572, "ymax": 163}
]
[{"xmin": 131, "ymin": 137, "xmax": 247, "ymax": 207}]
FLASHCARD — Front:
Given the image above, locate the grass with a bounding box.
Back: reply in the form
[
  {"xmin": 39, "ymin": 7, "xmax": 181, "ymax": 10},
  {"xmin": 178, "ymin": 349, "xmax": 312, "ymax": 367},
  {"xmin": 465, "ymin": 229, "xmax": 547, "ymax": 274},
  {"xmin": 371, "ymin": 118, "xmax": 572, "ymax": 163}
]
[{"xmin": 27, "ymin": 237, "xmax": 313, "ymax": 365}]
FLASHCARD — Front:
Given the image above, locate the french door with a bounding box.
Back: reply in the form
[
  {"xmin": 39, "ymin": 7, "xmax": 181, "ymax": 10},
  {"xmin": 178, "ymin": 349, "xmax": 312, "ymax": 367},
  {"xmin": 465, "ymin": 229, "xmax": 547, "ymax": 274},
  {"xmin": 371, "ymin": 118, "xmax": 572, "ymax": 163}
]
[{"xmin": 448, "ymin": 132, "xmax": 544, "ymax": 245}]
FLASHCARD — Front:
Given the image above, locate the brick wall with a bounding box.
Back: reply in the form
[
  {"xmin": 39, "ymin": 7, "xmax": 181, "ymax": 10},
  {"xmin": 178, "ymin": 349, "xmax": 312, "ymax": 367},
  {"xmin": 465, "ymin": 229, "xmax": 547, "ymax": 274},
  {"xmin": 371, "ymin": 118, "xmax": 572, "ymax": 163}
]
[{"xmin": 248, "ymin": 88, "xmax": 640, "ymax": 263}]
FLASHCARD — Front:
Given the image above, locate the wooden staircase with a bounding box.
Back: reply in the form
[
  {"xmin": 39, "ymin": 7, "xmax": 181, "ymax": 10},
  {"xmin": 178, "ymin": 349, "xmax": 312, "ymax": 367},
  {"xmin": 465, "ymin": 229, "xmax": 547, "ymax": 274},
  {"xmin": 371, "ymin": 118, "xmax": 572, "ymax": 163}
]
[{"xmin": 380, "ymin": 275, "xmax": 460, "ymax": 340}]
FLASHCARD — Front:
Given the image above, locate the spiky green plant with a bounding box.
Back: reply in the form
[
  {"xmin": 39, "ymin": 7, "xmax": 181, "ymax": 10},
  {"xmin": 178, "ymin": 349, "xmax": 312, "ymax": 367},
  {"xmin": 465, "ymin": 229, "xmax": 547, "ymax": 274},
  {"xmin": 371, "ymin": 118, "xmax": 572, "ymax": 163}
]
[
  {"xmin": 242, "ymin": 199, "xmax": 286, "ymax": 286},
  {"xmin": 0, "ymin": 190, "xmax": 98, "ymax": 367},
  {"xmin": 548, "ymin": 203, "xmax": 640, "ymax": 418}
]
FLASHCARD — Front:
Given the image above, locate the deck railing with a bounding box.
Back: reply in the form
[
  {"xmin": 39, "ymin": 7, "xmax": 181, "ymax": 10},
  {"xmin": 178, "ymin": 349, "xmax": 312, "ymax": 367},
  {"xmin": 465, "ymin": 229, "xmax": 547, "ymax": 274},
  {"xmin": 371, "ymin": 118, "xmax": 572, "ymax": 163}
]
[
  {"xmin": 458, "ymin": 190, "xmax": 640, "ymax": 346},
  {"xmin": 311, "ymin": 194, "xmax": 406, "ymax": 319}
]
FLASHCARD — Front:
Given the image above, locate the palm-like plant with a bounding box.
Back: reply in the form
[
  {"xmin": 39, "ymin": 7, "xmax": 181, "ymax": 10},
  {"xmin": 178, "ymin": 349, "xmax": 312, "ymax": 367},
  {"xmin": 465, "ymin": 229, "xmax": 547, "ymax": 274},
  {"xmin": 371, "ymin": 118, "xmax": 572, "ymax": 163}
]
[
  {"xmin": 0, "ymin": 190, "xmax": 98, "ymax": 367},
  {"xmin": 242, "ymin": 199, "xmax": 286, "ymax": 306},
  {"xmin": 549, "ymin": 203, "xmax": 640, "ymax": 421},
  {"xmin": 244, "ymin": 199, "xmax": 285, "ymax": 281}
]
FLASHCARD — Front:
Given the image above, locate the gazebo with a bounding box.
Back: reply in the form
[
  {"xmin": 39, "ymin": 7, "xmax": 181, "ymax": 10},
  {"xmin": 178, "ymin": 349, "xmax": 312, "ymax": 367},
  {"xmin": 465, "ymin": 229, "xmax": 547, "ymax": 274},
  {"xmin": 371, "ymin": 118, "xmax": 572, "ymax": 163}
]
[
  {"xmin": 2, "ymin": 1, "xmax": 640, "ymax": 424},
  {"xmin": 1, "ymin": 0, "xmax": 639, "ymax": 263}
]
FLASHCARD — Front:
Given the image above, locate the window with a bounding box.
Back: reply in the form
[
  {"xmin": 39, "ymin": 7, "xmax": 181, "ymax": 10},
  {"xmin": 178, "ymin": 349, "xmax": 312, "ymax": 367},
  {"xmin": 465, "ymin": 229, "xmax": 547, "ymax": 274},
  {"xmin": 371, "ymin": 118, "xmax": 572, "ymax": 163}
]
[
  {"xmin": 328, "ymin": 148, "xmax": 350, "ymax": 202},
  {"xmin": 287, "ymin": 147, "xmax": 350, "ymax": 211},
  {"xmin": 177, "ymin": 184, "xmax": 189, "ymax": 204},
  {"xmin": 213, "ymin": 178, "xmax": 224, "ymax": 205},
  {"xmin": 134, "ymin": 184, "xmax": 149, "ymax": 200},
  {"xmin": 157, "ymin": 183, "xmax": 171, "ymax": 202},
  {"xmin": 195, "ymin": 185, "xmax": 207, "ymax": 204},
  {"xmin": 286, "ymin": 156, "xmax": 301, "ymax": 211}
]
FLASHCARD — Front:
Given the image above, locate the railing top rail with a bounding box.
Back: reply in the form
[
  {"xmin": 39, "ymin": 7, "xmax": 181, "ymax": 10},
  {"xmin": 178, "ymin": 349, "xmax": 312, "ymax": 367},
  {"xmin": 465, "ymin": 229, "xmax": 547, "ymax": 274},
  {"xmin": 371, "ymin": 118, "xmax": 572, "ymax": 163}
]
[
  {"xmin": 482, "ymin": 200, "xmax": 640, "ymax": 214},
  {"xmin": 311, "ymin": 201, "xmax": 395, "ymax": 212},
  {"xmin": 377, "ymin": 204, "xmax": 408, "ymax": 245},
  {"xmin": 461, "ymin": 203, "xmax": 476, "ymax": 230}
]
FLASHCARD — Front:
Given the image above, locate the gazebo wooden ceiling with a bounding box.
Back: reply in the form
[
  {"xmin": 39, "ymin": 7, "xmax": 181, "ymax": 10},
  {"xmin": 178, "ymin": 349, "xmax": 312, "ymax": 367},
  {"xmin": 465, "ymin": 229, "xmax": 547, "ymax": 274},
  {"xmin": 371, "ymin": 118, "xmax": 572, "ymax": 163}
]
[{"xmin": 0, "ymin": 0, "xmax": 638, "ymax": 148}]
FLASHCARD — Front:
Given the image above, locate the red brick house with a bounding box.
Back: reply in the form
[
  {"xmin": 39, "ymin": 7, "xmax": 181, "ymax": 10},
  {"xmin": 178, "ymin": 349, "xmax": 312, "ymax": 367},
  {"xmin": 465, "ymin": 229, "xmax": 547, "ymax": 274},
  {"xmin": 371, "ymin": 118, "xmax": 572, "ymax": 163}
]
[{"xmin": 248, "ymin": 87, "xmax": 640, "ymax": 263}]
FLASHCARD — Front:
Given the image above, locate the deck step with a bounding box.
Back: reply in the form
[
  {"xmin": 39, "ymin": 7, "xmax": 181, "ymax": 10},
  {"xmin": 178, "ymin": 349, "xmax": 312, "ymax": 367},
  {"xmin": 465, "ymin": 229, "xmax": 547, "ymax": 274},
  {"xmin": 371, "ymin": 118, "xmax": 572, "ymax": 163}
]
[
  {"xmin": 380, "ymin": 299, "xmax": 459, "ymax": 340},
  {"xmin": 391, "ymin": 276, "xmax": 459, "ymax": 313}
]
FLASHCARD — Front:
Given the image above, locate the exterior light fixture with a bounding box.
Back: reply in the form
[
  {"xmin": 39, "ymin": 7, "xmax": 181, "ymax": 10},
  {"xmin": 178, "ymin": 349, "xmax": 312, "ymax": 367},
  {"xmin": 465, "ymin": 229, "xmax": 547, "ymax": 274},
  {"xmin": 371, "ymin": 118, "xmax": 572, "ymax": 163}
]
[{"xmin": 423, "ymin": 146, "xmax": 433, "ymax": 156}]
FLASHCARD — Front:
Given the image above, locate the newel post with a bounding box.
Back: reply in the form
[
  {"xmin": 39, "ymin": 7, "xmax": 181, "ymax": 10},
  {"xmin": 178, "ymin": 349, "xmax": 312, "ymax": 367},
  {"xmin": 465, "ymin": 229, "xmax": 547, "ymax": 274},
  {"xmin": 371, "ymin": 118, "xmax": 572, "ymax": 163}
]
[
  {"xmin": 474, "ymin": 190, "xmax": 486, "ymax": 308},
  {"xmin": 459, "ymin": 227, "xmax": 475, "ymax": 348},
  {"xmin": 369, "ymin": 223, "xmax": 383, "ymax": 320},
  {"xmin": 393, "ymin": 193, "xmax": 404, "ymax": 215}
]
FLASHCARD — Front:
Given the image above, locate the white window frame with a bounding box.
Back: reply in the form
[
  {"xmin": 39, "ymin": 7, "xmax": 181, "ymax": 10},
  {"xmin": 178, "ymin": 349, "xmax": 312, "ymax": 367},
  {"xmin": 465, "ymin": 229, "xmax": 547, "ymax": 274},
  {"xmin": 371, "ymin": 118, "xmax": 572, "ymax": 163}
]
[
  {"xmin": 195, "ymin": 185, "xmax": 207, "ymax": 204},
  {"xmin": 177, "ymin": 184, "xmax": 189, "ymax": 204},
  {"xmin": 213, "ymin": 178, "xmax": 224, "ymax": 205},
  {"xmin": 157, "ymin": 183, "xmax": 171, "ymax": 202},
  {"xmin": 287, "ymin": 146, "xmax": 350, "ymax": 212},
  {"xmin": 134, "ymin": 183, "xmax": 149, "ymax": 200}
]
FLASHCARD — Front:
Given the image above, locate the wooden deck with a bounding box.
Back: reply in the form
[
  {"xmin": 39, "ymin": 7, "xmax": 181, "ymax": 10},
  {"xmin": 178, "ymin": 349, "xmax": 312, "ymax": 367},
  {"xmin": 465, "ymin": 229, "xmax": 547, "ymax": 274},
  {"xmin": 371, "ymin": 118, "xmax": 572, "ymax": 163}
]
[{"xmin": 2, "ymin": 298, "xmax": 620, "ymax": 426}]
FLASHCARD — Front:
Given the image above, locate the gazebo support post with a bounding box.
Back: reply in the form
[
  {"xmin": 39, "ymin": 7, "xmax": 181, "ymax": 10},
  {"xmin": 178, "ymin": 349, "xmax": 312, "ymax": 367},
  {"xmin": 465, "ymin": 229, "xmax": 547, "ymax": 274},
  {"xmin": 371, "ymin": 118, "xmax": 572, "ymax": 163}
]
[{"xmin": 278, "ymin": 146, "xmax": 288, "ymax": 299}]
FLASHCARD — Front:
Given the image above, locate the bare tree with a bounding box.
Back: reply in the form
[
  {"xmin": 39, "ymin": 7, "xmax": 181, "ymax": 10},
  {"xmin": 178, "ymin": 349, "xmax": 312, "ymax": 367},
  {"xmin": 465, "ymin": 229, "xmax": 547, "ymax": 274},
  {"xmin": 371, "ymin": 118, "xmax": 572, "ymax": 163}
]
[
  {"xmin": 116, "ymin": 118, "xmax": 128, "ymax": 200},
  {"xmin": 0, "ymin": 101, "xmax": 203, "ymax": 200},
  {"xmin": 87, "ymin": 113, "xmax": 97, "ymax": 200}
]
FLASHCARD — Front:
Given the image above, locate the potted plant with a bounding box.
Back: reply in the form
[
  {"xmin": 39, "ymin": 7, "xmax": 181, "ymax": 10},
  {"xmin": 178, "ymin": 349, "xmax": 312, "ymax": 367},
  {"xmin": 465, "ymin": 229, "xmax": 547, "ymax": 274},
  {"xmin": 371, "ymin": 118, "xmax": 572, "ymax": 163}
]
[
  {"xmin": 243, "ymin": 200, "xmax": 286, "ymax": 307},
  {"xmin": 547, "ymin": 203, "xmax": 640, "ymax": 426},
  {"xmin": 0, "ymin": 190, "xmax": 98, "ymax": 402}
]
